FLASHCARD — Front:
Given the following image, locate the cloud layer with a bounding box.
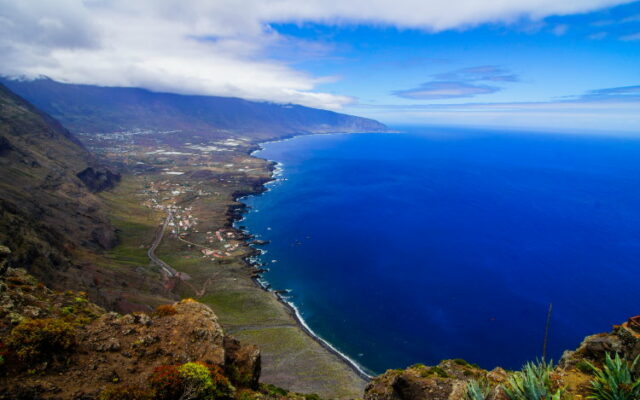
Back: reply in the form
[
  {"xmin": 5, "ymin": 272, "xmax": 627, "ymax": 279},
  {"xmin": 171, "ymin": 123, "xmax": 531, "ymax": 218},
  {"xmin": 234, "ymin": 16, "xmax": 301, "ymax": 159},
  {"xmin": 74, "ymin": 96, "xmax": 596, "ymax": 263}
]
[
  {"xmin": 394, "ymin": 65, "xmax": 516, "ymax": 99},
  {"xmin": 0, "ymin": 0, "xmax": 632, "ymax": 109},
  {"xmin": 394, "ymin": 82, "xmax": 500, "ymax": 99}
]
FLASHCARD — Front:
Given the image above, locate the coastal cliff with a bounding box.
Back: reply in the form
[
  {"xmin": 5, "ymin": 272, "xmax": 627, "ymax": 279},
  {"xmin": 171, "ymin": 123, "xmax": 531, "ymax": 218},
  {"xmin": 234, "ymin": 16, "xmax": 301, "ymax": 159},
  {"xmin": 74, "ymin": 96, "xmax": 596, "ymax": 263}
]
[{"xmin": 364, "ymin": 318, "xmax": 640, "ymax": 400}]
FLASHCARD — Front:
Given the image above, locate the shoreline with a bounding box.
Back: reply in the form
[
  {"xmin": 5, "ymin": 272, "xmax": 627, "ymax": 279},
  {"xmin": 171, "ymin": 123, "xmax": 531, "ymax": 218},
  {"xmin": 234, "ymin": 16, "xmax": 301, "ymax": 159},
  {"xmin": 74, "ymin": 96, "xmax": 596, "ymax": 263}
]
[{"xmin": 231, "ymin": 133, "xmax": 375, "ymax": 381}]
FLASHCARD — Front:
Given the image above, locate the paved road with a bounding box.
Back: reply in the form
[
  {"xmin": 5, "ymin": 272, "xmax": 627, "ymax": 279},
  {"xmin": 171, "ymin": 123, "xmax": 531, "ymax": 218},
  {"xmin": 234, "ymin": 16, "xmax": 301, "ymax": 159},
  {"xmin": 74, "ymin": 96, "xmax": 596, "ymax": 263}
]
[{"xmin": 148, "ymin": 212, "xmax": 178, "ymax": 277}]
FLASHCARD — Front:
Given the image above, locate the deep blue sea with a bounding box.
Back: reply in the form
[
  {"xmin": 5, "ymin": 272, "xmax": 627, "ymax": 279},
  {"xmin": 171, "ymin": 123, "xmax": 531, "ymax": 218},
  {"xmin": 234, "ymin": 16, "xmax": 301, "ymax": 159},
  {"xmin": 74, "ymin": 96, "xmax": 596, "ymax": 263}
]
[{"xmin": 238, "ymin": 127, "xmax": 640, "ymax": 374}]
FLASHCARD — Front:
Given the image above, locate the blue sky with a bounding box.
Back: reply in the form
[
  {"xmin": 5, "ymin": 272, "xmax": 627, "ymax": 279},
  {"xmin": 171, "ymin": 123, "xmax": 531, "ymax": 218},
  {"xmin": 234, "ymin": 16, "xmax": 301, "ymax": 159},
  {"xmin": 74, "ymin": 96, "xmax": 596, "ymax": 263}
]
[
  {"xmin": 1, "ymin": 0, "xmax": 639, "ymax": 133},
  {"xmin": 269, "ymin": 2, "xmax": 640, "ymax": 132}
]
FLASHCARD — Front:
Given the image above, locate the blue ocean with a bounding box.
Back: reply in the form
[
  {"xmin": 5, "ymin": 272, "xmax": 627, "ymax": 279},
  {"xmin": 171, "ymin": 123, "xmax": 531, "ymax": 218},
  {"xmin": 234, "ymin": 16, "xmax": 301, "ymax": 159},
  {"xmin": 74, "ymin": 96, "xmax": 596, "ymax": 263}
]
[{"xmin": 239, "ymin": 127, "xmax": 640, "ymax": 374}]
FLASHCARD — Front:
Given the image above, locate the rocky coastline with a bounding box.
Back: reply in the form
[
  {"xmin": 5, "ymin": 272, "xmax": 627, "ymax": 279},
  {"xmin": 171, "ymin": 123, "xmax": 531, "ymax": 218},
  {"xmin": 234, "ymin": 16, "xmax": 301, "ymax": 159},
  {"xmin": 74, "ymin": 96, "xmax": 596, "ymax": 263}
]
[{"xmin": 228, "ymin": 135, "xmax": 375, "ymax": 382}]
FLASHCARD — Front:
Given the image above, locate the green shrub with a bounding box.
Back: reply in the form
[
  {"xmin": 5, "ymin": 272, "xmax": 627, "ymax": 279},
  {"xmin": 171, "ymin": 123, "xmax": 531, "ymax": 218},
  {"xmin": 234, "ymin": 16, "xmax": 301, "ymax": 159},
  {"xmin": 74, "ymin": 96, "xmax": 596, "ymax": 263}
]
[
  {"xmin": 60, "ymin": 306, "xmax": 75, "ymax": 316},
  {"xmin": 149, "ymin": 362, "xmax": 235, "ymax": 400},
  {"xmin": 586, "ymin": 353, "xmax": 640, "ymax": 400},
  {"xmin": 179, "ymin": 362, "xmax": 214, "ymax": 391},
  {"xmin": 577, "ymin": 360, "xmax": 594, "ymax": 374},
  {"xmin": 99, "ymin": 385, "xmax": 155, "ymax": 400},
  {"xmin": 236, "ymin": 389, "xmax": 262, "ymax": 400},
  {"xmin": 7, "ymin": 318, "xmax": 75, "ymax": 363},
  {"xmin": 261, "ymin": 383, "xmax": 288, "ymax": 397},
  {"xmin": 466, "ymin": 379, "xmax": 490, "ymax": 400},
  {"xmin": 454, "ymin": 358, "xmax": 480, "ymax": 369},
  {"xmin": 204, "ymin": 363, "xmax": 236, "ymax": 399},
  {"xmin": 432, "ymin": 366, "xmax": 450, "ymax": 378},
  {"xmin": 503, "ymin": 360, "xmax": 563, "ymax": 400}
]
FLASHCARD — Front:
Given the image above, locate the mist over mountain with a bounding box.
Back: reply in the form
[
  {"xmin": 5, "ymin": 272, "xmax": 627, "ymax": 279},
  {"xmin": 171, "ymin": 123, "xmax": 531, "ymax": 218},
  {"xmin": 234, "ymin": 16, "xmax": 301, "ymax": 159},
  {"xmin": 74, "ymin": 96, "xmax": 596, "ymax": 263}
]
[{"xmin": 0, "ymin": 77, "xmax": 388, "ymax": 139}]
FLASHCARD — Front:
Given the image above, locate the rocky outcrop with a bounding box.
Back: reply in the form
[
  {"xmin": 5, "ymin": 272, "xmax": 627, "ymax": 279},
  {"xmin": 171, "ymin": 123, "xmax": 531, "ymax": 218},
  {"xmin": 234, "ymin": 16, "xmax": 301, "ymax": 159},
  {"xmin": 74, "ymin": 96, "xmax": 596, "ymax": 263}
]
[
  {"xmin": 0, "ymin": 269, "xmax": 261, "ymax": 399},
  {"xmin": 223, "ymin": 335, "xmax": 261, "ymax": 389},
  {"xmin": 77, "ymin": 167, "xmax": 121, "ymax": 192},
  {"xmin": 365, "ymin": 318, "xmax": 640, "ymax": 400},
  {"xmin": 364, "ymin": 360, "xmax": 507, "ymax": 400},
  {"xmin": 560, "ymin": 316, "xmax": 640, "ymax": 375}
]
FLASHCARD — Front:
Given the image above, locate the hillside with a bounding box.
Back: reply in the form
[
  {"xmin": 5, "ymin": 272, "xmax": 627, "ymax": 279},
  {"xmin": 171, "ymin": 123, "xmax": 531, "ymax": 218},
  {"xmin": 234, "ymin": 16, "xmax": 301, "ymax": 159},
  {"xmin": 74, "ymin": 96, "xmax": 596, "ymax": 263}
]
[
  {"xmin": 0, "ymin": 82, "xmax": 115, "ymax": 283},
  {"xmin": 0, "ymin": 78, "xmax": 388, "ymax": 139},
  {"xmin": 0, "ymin": 83, "xmax": 175, "ymax": 312}
]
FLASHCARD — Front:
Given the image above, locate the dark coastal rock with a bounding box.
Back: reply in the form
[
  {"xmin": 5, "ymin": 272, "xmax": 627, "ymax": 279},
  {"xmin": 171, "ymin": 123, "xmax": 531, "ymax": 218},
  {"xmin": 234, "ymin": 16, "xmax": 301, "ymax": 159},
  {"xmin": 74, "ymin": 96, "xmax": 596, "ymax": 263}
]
[{"xmin": 251, "ymin": 239, "xmax": 270, "ymax": 246}]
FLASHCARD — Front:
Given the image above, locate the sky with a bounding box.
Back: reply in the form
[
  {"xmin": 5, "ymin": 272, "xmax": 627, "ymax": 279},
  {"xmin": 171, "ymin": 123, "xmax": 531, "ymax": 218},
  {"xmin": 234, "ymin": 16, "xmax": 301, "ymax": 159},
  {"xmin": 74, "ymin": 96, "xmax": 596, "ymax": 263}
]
[{"xmin": 0, "ymin": 0, "xmax": 639, "ymax": 133}]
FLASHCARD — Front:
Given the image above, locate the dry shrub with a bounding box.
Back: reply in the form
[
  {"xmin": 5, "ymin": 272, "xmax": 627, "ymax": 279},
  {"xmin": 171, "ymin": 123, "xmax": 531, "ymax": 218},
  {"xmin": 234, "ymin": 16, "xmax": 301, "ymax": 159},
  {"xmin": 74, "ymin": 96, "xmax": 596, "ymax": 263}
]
[{"xmin": 154, "ymin": 304, "xmax": 178, "ymax": 317}]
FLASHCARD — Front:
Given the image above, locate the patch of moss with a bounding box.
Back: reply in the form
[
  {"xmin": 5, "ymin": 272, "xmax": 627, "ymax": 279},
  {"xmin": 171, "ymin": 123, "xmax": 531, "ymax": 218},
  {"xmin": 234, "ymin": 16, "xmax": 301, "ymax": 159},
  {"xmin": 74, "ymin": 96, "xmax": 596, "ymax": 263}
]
[
  {"xmin": 419, "ymin": 366, "xmax": 450, "ymax": 379},
  {"xmin": 260, "ymin": 383, "xmax": 288, "ymax": 397},
  {"xmin": 453, "ymin": 358, "xmax": 481, "ymax": 369}
]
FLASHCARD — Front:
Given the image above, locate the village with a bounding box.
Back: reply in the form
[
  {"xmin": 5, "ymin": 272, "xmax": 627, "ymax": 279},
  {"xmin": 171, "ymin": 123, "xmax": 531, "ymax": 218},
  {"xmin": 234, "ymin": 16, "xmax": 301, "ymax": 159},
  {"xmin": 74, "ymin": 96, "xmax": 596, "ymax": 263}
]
[{"xmin": 141, "ymin": 178, "xmax": 244, "ymax": 262}]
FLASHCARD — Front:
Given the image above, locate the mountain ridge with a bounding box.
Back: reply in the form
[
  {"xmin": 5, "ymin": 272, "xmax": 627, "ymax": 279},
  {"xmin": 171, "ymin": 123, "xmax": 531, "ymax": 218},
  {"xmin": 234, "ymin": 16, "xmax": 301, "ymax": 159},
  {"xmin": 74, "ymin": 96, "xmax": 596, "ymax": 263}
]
[{"xmin": 0, "ymin": 77, "xmax": 389, "ymax": 139}]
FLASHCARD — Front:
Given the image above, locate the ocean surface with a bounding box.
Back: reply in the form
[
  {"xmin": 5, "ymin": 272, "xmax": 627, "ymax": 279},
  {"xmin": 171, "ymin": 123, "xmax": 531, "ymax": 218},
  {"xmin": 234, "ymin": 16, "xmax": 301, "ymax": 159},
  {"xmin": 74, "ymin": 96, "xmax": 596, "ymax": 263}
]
[{"xmin": 238, "ymin": 127, "xmax": 640, "ymax": 374}]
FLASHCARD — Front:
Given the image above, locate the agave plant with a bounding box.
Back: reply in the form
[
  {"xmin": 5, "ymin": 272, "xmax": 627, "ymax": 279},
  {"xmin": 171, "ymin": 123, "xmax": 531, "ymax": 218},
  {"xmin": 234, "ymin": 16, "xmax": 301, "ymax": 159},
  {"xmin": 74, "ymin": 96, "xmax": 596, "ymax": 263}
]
[
  {"xmin": 466, "ymin": 379, "xmax": 490, "ymax": 400},
  {"xmin": 587, "ymin": 353, "xmax": 640, "ymax": 400},
  {"xmin": 503, "ymin": 359, "xmax": 563, "ymax": 400}
]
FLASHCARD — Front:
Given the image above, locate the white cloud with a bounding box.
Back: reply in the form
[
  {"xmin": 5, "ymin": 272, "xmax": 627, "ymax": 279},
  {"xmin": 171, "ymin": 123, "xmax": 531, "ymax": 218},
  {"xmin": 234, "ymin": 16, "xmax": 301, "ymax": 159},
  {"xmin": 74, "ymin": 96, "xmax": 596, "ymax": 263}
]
[
  {"xmin": 0, "ymin": 0, "xmax": 632, "ymax": 109},
  {"xmin": 588, "ymin": 32, "xmax": 608, "ymax": 39},
  {"xmin": 620, "ymin": 32, "xmax": 640, "ymax": 41},
  {"xmin": 551, "ymin": 24, "xmax": 569, "ymax": 36}
]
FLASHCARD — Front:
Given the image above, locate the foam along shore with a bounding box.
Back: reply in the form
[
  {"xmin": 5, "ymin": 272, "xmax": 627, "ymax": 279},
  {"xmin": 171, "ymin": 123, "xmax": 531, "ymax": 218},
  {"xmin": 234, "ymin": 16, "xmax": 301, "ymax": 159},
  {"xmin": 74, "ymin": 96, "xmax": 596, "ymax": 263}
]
[{"xmin": 234, "ymin": 135, "xmax": 375, "ymax": 381}]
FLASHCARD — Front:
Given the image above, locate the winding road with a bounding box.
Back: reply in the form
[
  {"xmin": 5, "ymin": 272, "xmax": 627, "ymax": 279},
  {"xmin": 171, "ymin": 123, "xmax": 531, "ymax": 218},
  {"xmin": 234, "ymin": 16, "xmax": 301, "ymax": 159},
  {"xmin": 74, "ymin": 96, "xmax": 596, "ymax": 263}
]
[{"xmin": 148, "ymin": 212, "xmax": 178, "ymax": 277}]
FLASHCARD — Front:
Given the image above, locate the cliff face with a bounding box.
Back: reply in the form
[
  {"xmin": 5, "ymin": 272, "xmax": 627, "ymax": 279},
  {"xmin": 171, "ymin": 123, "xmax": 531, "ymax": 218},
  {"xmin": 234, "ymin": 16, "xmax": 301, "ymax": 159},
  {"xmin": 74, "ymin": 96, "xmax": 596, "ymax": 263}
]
[
  {"xmin": 0, "ymin": 77, "xmax": 389, "ymax": 140},
  {"xmin": 364, "ymin": 319, "xmax": 640, "ymax": 400},
  {"xmin": 0, "ymin": 83, "xmax": 119, "ymax": 287}
]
